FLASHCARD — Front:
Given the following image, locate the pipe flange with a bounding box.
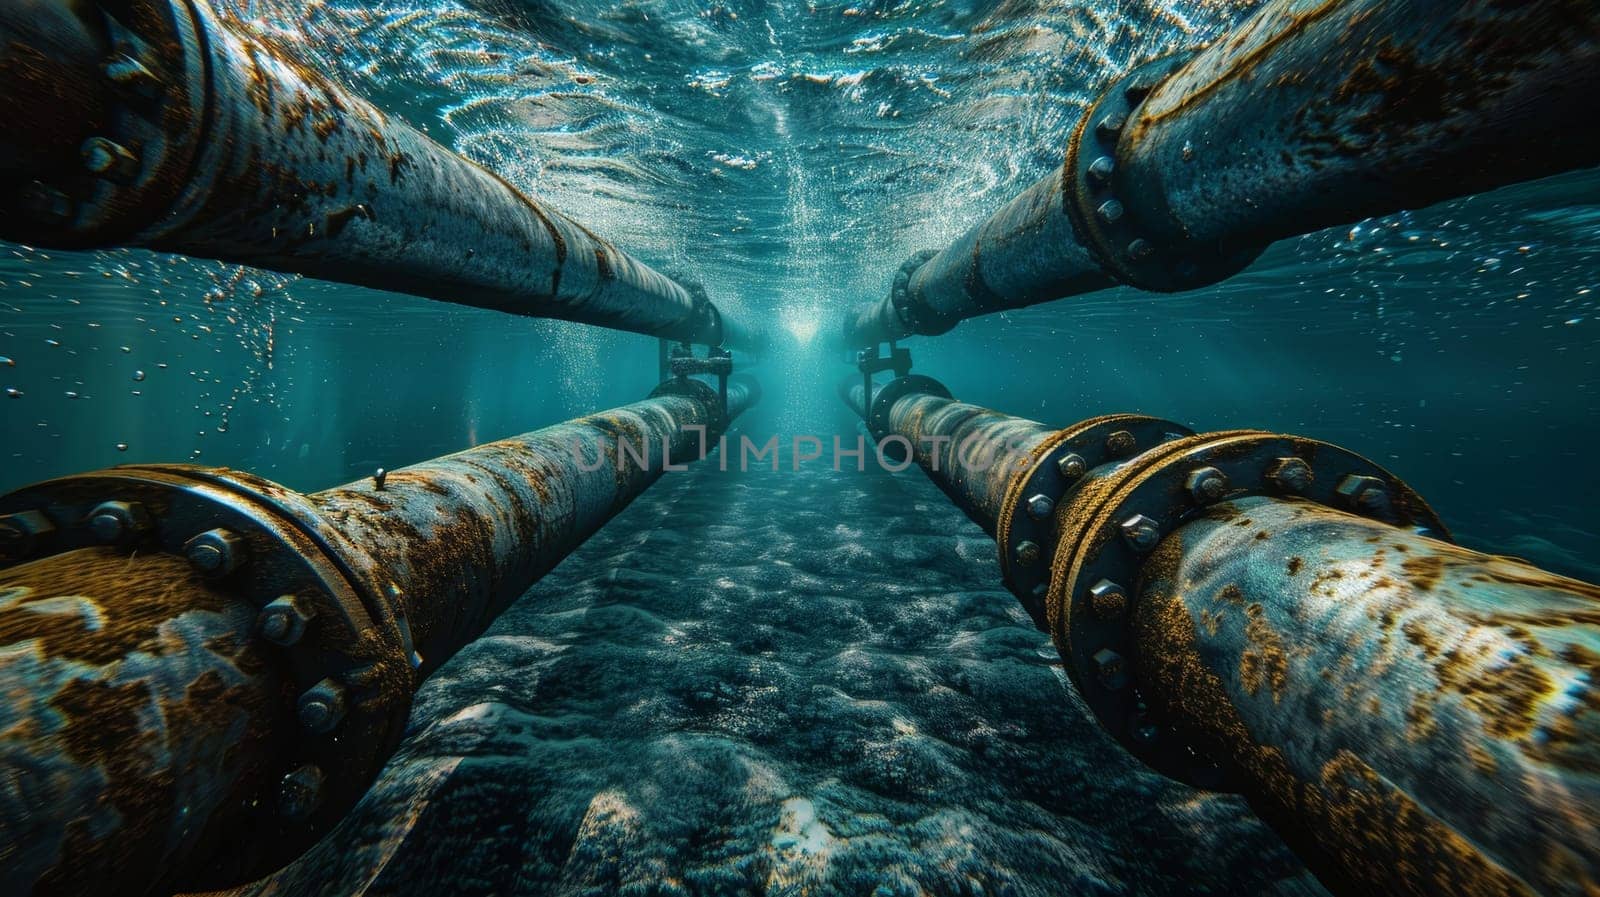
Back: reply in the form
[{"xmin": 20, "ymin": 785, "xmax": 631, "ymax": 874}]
[
  {"xmin": 890, "ymin": 249, "xmax": 958, "ymax": 335},
  {"xmin": 650, "ymin": 376, "xmax": 726, "ymax": 445},
  {"xmin": 8, "ymin": 0, "xmax": 211, "ymax": 247},
  {"xmin": 1063, "ymin": 53, "xmax": 1261, "ymax": 292},
  {"xmin": 1043, "ymin": 429, "xmax": 1449, "ymax": 786},
  {"xmin": 866, "ymin": 375, "xmax": 953, "ymax": 455},
  {"xmin": 995, "ymin": 414, "xmax": 1192, "ymax": 630},
  {"xmin": 0, "ymin": 465, "xmax": 414, "ymax": 881}
]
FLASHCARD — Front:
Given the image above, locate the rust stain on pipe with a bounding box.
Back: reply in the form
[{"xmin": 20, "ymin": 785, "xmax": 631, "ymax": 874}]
[
  {"xmin": 840, "ymin": 377, "xmax": 1600, "ymax": 895},
  {"xmin": 0, "ymin": 0, "xmax": 764, "ymax": 349},
  {"xmin": 0, "ymin": 548, "xmax": 285, "ymax": 897},
  {"xmin": 1134, "ymin": 497, "xmax": 1600, "ymax": 896},
  {"xmin": 0, "ymin": 381, "xmax": 756, "ymax": 896}
]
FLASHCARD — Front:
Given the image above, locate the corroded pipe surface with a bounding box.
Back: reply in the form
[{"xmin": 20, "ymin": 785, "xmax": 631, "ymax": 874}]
[
  {"xmin": 0, "ymin": 0, "xmax": 762, "ymax": 349},
  {"xmin": 838, "ymin": 376, "xmax": 1600, "ymax": 895},
  {"xmin": 305, "ymin": 393, "xmax": 720, "ymax": 676},
  {"xmin": 858, "ymin": 378, "xmax": 1052, "ymax": 534},
  {"xmin": 841, "ymin": 0, "xmax": 1600, "ymax": 346},
  {"xmin": 0, "ymin": 381, "xmax": 756, "ymax": 896},
  {"xmin": 0, "ymin": 548, "xmax": 287, "ymax": 897},
  {"xmin": 1119, "ymin": 0, "xmax": 1600, "ymax": 262},
  {"xmin": 842, "ymin": 174, "xmax": 1115, "ymax": 342},
  {"xmin": 1136, "ymin": 497, "xmax": 1600, "ymax": 896}
]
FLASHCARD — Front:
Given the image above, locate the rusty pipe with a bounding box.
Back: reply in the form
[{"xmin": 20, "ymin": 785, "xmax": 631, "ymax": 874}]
[
  {"xmin": 1136, "ymin": 496, "xmax": 1600, "ymax": 896},
  {"xmin": 859, "ymin": 378, "xmax": 1054, "ymax": 536},
  {"xmin": 840, "ymin": 375, "xmax": 1600, "ymax": 894},
  {"xmin": 841, "ymin": 0, "xmax": 1600, "ymax": 346},
  {"xmin": 0, "ymin": 0, "xmax": 764, "ymax": 351},
  {"xmin": 0, "ymin": 377, "xmax": 758, "ymax": 897}
]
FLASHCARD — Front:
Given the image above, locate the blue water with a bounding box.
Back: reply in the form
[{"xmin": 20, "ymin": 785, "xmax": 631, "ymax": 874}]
[{"xmin": 2, "ymin": 1, "xmax": 1600, "ymax": 892}]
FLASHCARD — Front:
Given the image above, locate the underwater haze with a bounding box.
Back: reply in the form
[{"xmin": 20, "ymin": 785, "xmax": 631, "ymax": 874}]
[{"xmin": 3, "ymin": 0, "xmax": 1600, "ymax": 894}]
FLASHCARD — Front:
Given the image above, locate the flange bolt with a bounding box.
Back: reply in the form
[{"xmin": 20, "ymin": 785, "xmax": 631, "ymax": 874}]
[
  {"xmin": 104, "ymin": 55, "xmax": 162, "ymax": 96},
  {"xmin": 1057, "ymin": 453, "xmax": 1088, "ymax": 480},
  {"xmin": 81, "ymin": 137, "xmax": 140, "ymax": 184},
  {"xmin": 1186, "ymin": 466, "xmax": 1229, "ymax": 504},
  {"xmin": 1089, "ymin": 579, "xmax": 1127, "ymax": 620},
  {"xmin": 1093, "ymin": 648, "xmax": 1128, "ymax": 690},
  {"xmin": 0, "ymin": 510, "xmax": 54, "ymax": 562},
  {"xmin": 1336, "ymin": 475, "xmax": 1391, "ymax": 516},
  {"xmin": 258, "ymin": 594, "xmax": 315, "ymax": 646},
  {"xmin": 184, "ymin": 528, "xmax": 247, "ymax": 577},
  {"xmin": 1026, "ymin": 493, "xmax": 1055, "ymax": 520},
  {"xmin": 1267, "ymin": 457, "xmax": 1314, "ymax": 494},
  {"xmin": 88, "ymin": 500, "xmax": 151, "ymax": 544},
  {"xmin": 1015, "ymin": 540, "xmax": 1042, "ymax": 567},
  {"xmin": 1120, "ymin": 514, "xmax": 1160, "ymax": 553},
  {"xmin": 1105, "ymin": 430, "xmax": 1136, "ymax": 458},
  {"xmin": 297, "ymin": 678, "xmax": 347, "ymax": 734}
]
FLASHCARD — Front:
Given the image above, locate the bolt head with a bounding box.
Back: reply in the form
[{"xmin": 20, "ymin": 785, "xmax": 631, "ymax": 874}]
[
  {"xmin": 1056, "ymin": 453, "xmax": 1088, "ymax": 480},
  {"xmin": 1267, "ymin": 457, "xmax": 1313, "ymax": 494},
  {"xmin": 1088, "ymin": 155, "xmax": 1114, "ymax": 183},
  {"xmin": 87, "ymin": 501, "xmax": 149, "ymax": 544},
  {"xmin": 1120, "ymin": 514, "xmax": 1161, "ymax": 553},
  {"xmin": 1336, "ymin": 474, "xmax": 1391, "ymax": 515},
  {"xmin": 104, "ymin": 55, "xmax": 162, "ymax": 96},
  {"xmin": 1025, "ymin": 493, "xmax": 1055, "ymax": 520},
  {"xmin": 1096, "ymin": 111, "xmax": 1127, "ymax": 139},
  {"xmin": 1096, "ymin": 199, "xmax": 1125, "ymax": 224},
  {"xmin": 279, "ymin": 764, "xmax": 325, "ymax": 820},
  {"xmin": 184, "ymin": 527, "xmax": 246, "ymax": 576},
  {"xmin": 297, "ymin": 678, "xmax": 347, "ymax": 734},
  {"xmin": 1105, "ymin": 430, "xmax": 1136, "ymax": 458},
  {"xmin": 1093, "ymin": 648, "xmax": 1128, "ymax": 690},
  {"xmin": 80, "ymin": 137, "xmax": 139, "ymax": 184},
  {"xmin": 258, "ymin": 594, "xmax": 314, "ymax": 646},
  {"xmin": 1014, "ymin": 540, "xmax": 1042, "ymax": 567},
  {"xmin": 1088, "ymin": 579, "xmax": 1127, "ymax": 620},
  {"xmin": 1186, "ymin": 466, "xmax": 1229, "ymax": 504},
  {"xmin": 0, "ymin": 510, "xmax": 54, "ymax": 561}
]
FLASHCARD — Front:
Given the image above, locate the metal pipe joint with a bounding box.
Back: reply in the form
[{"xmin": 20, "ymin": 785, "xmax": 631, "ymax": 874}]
[
  {"xmin": 0, "ymin": 374, "xmax": 759, "ymax": 896},
  {"xmin": 0, "ymin": 0, "xmax": 765, "ymax": 349},
  {"xmin": 845, "ymin": 373, "xmax": 1600, "ymax": 895}
]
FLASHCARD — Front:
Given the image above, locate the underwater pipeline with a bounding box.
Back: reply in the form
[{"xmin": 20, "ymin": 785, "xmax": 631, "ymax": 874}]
[
  {"xmin": 0, "ymin": 0, "xmax": 765, "ymax": 352},
  {"xmin": 0, "ymin": 373, "xmax": 759, "ymax": 896},
  {"xmin": 843, "ymin": 374, "xmax": 1600, "ymax": 897},
  {"xmin": 842, "ymin": 0, "xmax": 1600, "ymax": 346}
]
